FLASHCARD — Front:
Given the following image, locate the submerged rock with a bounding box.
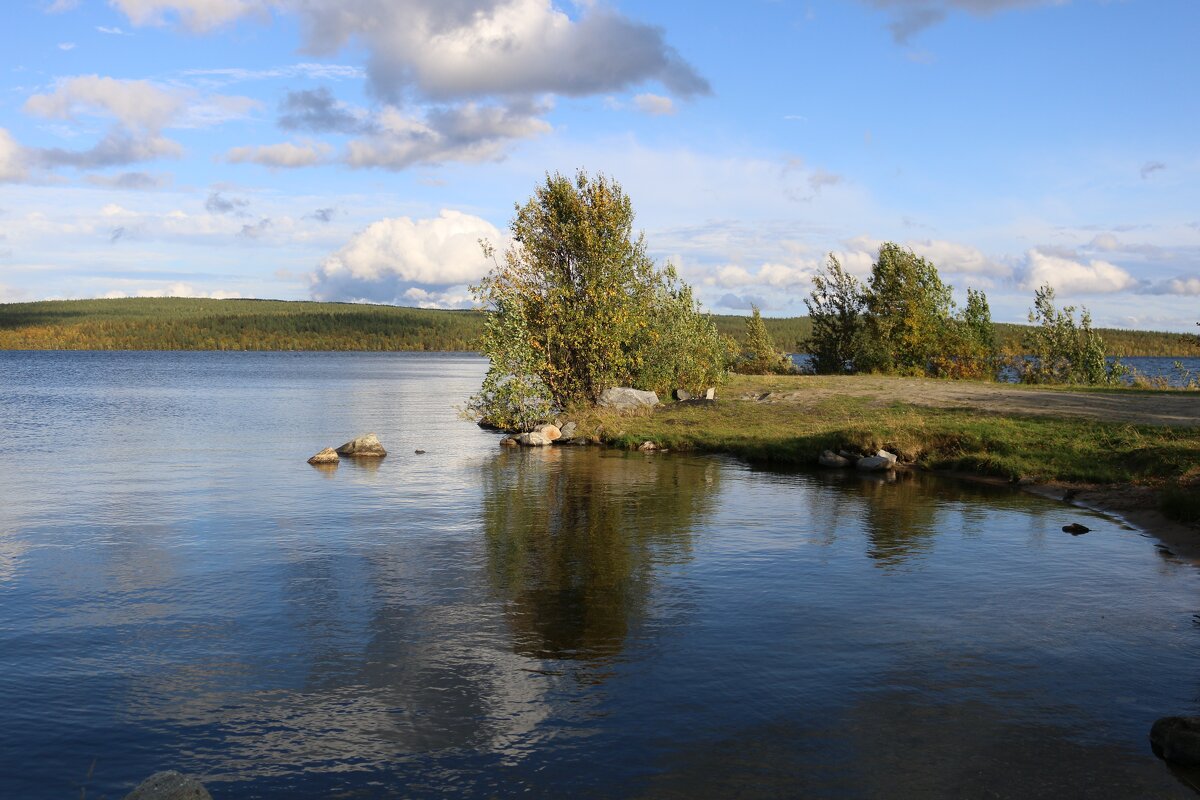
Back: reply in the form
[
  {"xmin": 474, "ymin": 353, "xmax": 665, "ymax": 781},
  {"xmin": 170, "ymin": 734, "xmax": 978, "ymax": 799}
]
[
  {"xmin": 307, "ymin": 447, "xmax": 339, "ymax": 465},
  {"xmin": 1151, "ymin": 716, "xmax": 1200, "ymax": 765},
  {"xmin": 499, "ymin": 437, "xmax": 518, "ymax": 447},
  {"xmin": 336, "ymin": 433, "xmax": 387, "ymax": 457},
  {"xmin": 598, "ymin": 387, "xmax": 659, "ymax": 411},
  {"xmin": 414, "ymin": 449, "xmax": 427, "ymax": 455},
  {"xmin": 124, "ymin": 771, "xmax": 212, "ymax": 800},
  {"xmin": 818, "ymin": 450, "xmax": 851, "ymax": 468},
  {"xmin": 1062, "ymin": 523, "xmax": 1091, "ymax": 535}
]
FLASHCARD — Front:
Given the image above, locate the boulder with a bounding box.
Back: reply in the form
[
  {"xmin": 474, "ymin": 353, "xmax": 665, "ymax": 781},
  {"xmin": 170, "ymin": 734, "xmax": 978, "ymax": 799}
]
[
  {"xmin": 414, "ymin": 449, "xmax": 427, "ymax": 455},
  {"xmin": 838, "ymin": 450, "xmax": 861, "ymax": 463},
  {"xmin": 876, "ymin": 449, "xmax": 898, "ymax": 466},
  {"xmin": 335, "ymin": 433, "xmax": 387, "ymax": 457},
  {"xmin": 124, "ymin": 771, "xmax": 212, "ymax": 800},
  {"xmin": 705, "ymin": 387, "xmax": 716, "ymax": 400},
  {"xmin": 1151, "ymin": 717, "xmax": 1200, "ymax": 765},
  {"xmin": 499, "ymin": 437, "xmax": 518, "ymax": 447},
  {"xmin": 598, "ymin": 387, "xmax": 659, "ymax": 412},
  {"xmin": 516, "ymin": 431, "xmax": 552, "ymax": 447},
  {"xmin": 1062, "ymin": 523, "xmax": 1091, "ymax": 535},
  {"xmin": 818, "ymin": 450, "xmax": 851, "ymax": 468},
  {"xmin": 674, "ymin": 389, "xmax": 693, "ymax": 401},
  {"xmin": 534, "ymin": 423, "xmax": 561, "ymax": 442},
  {"xmin": 559, "ymin": 421, "xmax": 578, "ymax": 439},
  {"xmin": 638, "ymin": 440, "xmax": 658, "ymax": 452},
  {"xmin": 307, "ymin": 447, "xmax": 339, "ymax": 465},
  {"xmin": 856, "ymin": 455, "xmax": 895, "ymax": 472}
]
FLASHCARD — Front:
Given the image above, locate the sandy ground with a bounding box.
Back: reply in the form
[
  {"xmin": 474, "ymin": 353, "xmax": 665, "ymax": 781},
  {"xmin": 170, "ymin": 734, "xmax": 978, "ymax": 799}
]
[{"xmin": 750, "ymin": 376, "xmax": 1200, "ymax": 427}]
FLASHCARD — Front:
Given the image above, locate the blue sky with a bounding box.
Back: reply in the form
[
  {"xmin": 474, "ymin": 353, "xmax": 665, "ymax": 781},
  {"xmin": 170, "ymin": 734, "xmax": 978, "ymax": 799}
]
[{"xmin": 1, "ymin": 0, "xmax": 1197, "ymax": 330}]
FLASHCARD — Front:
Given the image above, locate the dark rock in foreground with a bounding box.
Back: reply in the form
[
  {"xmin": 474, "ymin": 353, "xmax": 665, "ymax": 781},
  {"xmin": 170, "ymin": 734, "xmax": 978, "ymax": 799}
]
[
  {"xmin": 1151, "ymin": 716, "xmax": 1200, "ymax": 765},
  {"xmin": 124, "ymin": 771, "xmax": 212, "ymax": 800},
  {"xmin": 1062, "ymin": 523, "xmax": 1091, "ymax": 535},
  {"xmin": 336, "ymin": 433, "xmax": 387, "ymax": 457}
]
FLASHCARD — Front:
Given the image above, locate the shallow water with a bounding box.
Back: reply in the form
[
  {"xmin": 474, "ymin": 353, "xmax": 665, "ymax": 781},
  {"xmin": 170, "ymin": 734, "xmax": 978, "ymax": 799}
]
[{"xmin": 1, "ymin": 351, "xmax": 1198, "ymax": 798}]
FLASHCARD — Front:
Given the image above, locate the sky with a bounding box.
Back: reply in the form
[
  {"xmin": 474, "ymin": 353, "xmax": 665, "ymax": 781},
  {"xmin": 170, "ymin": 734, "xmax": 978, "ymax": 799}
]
[{"xmin": 1, "ymin": 0, "xmax": 1197, "ymax": 330}]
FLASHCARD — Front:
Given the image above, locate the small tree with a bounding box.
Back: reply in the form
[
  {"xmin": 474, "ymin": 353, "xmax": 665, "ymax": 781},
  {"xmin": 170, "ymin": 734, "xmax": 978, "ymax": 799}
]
[
  {"xmin": 469, "ymin": 170, "xmax": 726, "ymax": 428},
  {"xmin": 803, "ymin": 254, "xmax": 866, "ymax": 374},
  {"xmin": 1021, "ymin": 284, "xmax": 1117, "ymax": 385},
  {"xmin": 735, "ymin": 305, "xmax": 794, "ymax": 374},
  {"xmin": 860, "ymin": 243, "xmax": 956, "ymax": 375}
]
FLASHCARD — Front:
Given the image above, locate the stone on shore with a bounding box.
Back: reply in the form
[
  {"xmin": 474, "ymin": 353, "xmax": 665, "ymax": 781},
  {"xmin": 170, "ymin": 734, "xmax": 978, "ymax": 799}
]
[
  {"xmin": 499, "ymin": 437, "xmax": 518, "ymax": 447},
  {"xmin": 124, "ymin": 771, "xmax": 212, "ymax": 800},
  {"xmin": 598, "ymin": 387, "xmax": 659, "ymax": 412},
  {"xmin": 818, "ymin": 450, "xmax": 851, "ymax": 468},
  {"xmin": 856, "ymin": 450, "xmax": 897, "ymax": 472},
  {"xmin": 534, "ymin": 423, "xmax": 561, "ymax": 441},
  {"xmin": 638, "ymin": 440, "xmax": 658, "ymax": 452},
  {"xmin": 516, "ymin": 431, "xmax": 552, "ymax": 447},
  {"xmin": 335, "ymin": 433, "xmax": 387, "ymax": 457},
  {"xmin": 559, "ymin": 421, "xmax": 578, "ymax": 439},
  {"xmin": 307, "ymin": 447, "xmax": 339, "ymax": 465},
  {"xmin": 705, "ymin": 387, "xmax": 716, "ymax": 400},
  {"xmin": 1151, "ymin": 716, "xmax": 1200, "ymax": 765},
  {"xmin": 674, "ymin": 389, "xmax": 693, "ymax": 401}
]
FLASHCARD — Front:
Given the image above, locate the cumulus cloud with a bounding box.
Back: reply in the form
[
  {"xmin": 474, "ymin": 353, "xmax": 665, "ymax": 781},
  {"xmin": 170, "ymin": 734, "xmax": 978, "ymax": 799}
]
[
  {"xmin": 309, "ymin": 209, "xmax": 501, "ymax": 303},
  {"xmin": 344, "ymin": 102, "xmax": 550, "ymax": 170},
  {"xmin": 1019, "ymin": 249, "xmax": 1139, "ymax": 294},
  {"xmin": 633, "ymin": 93, "xmax": 675, "ymax": 116},
  {"xmin": 278, "ymin": 87, "xmax": 373, "ymax": 133},
  {"xmin": 109, "ymin": 0, "xmax": 268, "ymax": 31},
  {"xmin": 24, "ymin": 75, "xmax": 184, "ymax": 130},
  {"xmin": 1161, "ymin": 276, "xmax": 1200, "ymax": 296},
  {"xmin": 36, "ymin": 129, "xmax": 183, "ymax": 168},
  {"xmin": 0, "ymin": 129, "xmax": 31, "ymax": 182},
  {"xmin": 225, "ymin": 140, "xmax": 331, "ymax": 168},
  {"xmin": 860, "ymin": 0, "xmax": 1067, "ymax": 43}
]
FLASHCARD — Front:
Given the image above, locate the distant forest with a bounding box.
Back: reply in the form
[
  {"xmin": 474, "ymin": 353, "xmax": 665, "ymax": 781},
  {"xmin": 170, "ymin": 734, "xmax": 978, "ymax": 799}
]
[{"xmin": 0, "ymin": 297, "xmax": 1195, "ymax": 356}]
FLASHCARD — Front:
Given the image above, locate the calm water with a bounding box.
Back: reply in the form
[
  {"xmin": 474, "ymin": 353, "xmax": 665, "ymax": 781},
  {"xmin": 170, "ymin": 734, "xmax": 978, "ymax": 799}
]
[{"xmin": 1, "ymin": 351, "xmax": 1199, "ymax": 798}]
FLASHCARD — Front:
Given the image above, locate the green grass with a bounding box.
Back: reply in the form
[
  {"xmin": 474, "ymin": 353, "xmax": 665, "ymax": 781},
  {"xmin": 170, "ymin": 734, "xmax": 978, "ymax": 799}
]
[{"xmin": 573, "ymin": 374, "xmax": 1200, "ymax": 526}]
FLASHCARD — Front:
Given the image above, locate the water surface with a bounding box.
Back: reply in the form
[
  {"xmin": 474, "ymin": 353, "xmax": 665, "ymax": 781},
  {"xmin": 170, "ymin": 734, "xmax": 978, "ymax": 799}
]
[{"xmin": 1, "ymin": 351, "xmax": 1198, "ymax": 798}]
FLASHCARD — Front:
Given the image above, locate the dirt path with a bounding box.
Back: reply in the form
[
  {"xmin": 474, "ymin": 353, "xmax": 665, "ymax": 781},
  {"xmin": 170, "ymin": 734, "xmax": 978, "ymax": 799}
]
[{"xmin": 748, "ymin": 377, "xmax": 1200, "ymax": 428}]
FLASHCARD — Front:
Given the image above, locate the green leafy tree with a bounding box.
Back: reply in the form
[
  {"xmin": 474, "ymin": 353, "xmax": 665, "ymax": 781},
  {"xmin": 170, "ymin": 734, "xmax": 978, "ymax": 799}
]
[
  {"xmin": 735, "ymin": 305, "xmax": 794, "ymax": 374},
  {"xmin": 1021, "ymin": 284, "xmax": 1119, "ymax": 385},
  {"xmin": 860, "ymin": 243, "xmax": 956, "ymax": 375},
  {"xmin": 469, "ymin": 170, "xmax": 726, "ymax": 428},
  {"xmin": 803, "ymin": 254, "xmax": 866, "ymax": 374}
]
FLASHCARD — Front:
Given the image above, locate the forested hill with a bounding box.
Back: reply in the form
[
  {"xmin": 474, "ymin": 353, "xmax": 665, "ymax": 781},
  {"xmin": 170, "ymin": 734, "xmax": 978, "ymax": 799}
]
[{"xmin": 0, "ymin": 297, "xmax": 1195, "ymax": 355}]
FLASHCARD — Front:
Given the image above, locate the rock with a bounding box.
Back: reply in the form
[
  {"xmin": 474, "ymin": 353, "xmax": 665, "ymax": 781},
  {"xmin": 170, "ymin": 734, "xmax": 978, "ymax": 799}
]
[
  {"xmin": 598, "ymin": 387, "xmax": 659, "ymax": 412},
  {"xmin": 1151, "ymin": 717, "xmax": 1200, "ymax": 765},
  {"xmin": 875, "ymin": 449, "xmax": 898, "ymax": 466},
  {"xmin": 1062, "ymin": 523, "xmax": 1091, "ymax": 535},
  {"xmin": 515, "ymin": 431, "xmax": 551, "ymax": 447},
  {"xmin": 499, "ymin": 437, "xmax": 518, "ymax": 447},
  {"xmin": 818, "ymin": 450, "xmax": 851, "ymax": 468},
  {"xmin": 414, "ymin": 449, "xmax": 426, "ymax": 455},
  {"xmin": 674, "ymin": 388, "xmax": 693, "ymax": 401},
  {"xmin": 638, "ymin": 440, "xmax": 657, "ymax": 452},
  {"xmin": 561, "ymin": 436, "xmax": 592, "ymax": 446},
  {"xmin": 335, "ymin": 433, "xmax": 387, "ymax": 457},
  {"xmin": 534, "ymin": 423, "xmax": 561, "ymax": 441},
  {"xmin": 838, "ymin": 450, "xmax": 861, "ymax": 463},
  {"xmin": 307, "ymin": 447, "xmax": 338, "ymax": 465},
  {"xmin": 856, "ymin": 455, "xmax": 895, "ymax": 472},
  {"xmin": 559, "ymin": 421, "xmax": 578, "ymax": 439},
  {"xmin": 705, "ymin": 387, "xmax": 716, "ymax": 400},
  {"xmin": 124, "ymin": 771, "xmax": 212, "ymax": 800}
]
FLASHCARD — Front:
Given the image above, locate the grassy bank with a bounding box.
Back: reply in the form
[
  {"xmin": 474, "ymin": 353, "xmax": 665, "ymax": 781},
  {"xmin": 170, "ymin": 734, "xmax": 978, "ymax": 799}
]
[
  {"xmin": 575, "ymin": 375, "xmax": 1200, "ymax": 527},
  {"xmin": 1, "ymin": 298, "xmax": 1196, "ymax": 355}
]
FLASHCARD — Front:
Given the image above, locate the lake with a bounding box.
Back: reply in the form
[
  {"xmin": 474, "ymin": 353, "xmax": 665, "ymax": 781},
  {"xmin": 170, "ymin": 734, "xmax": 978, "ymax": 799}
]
[{"xmin": 1, "ymin": 351, "xmax": 1198, "ymax": 798}]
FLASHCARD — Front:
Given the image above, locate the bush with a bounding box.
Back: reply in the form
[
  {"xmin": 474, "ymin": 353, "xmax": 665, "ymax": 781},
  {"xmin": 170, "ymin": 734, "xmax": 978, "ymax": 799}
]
[
  {"xmin": 1019, "ymin": 285, "xmax": 1123, "ymax": 385},
  {"xmin": 468, "ymin": 170, "xmax": 726, "ymax": 428},
  {"xmin": 803, "ymin": 254, "xmax": 866, "ymax": 374}
]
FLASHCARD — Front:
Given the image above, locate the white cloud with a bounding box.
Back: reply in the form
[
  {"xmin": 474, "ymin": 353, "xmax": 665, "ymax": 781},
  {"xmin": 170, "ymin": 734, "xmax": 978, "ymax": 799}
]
[
  {"xmin": 310, "ymin": 210, "xmax": 502, "ymax": 303},
  {"xmin": 1020, "ymin": 249, "xmax": 1139, "ymax": 294},
  {"xmin": 906, "ymin": 238, "xmax": 1010, "ymax": 277},
  {"xmin": 109, "ymin": 0, "xmax": 267, "ymax": 31},
  {"xmin": 101, "ymin": 281, "xmax": 241, "ymax": 299},
  {"xmin": 225, "ymin": 141, "xmax": 331, "ymax": 168},
  {"xmin": 58, "ymin": 42, "xmax": 77, "ymax": 51},
  {"xmin": 85, "ymin": 171, "xmax": 172, "ymax": 190},
  {"xmin": 24, "ymin": 75, "xmax": 184, "ymax": 131},
  {"xmin": 0, "ymin": 129, "xmax": 30, "ymax": 183},
  {"xmin": 633, "ymin": 93, "xmax": 675, "ymax": 116},
  {"xmin": 1164, "ymin": 276, "xmax": 1200, "ymax": 296}
]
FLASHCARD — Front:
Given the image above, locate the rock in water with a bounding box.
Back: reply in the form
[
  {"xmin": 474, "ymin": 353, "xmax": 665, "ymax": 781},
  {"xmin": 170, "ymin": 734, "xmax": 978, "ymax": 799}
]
[
  {"xmin": 638, "ymin": 440, "xmax": 657, "ymax": 451},
  {"xmin": 1062, "ymin": 523, "xmax": 1091, "ymax": 535},
  {"xmin": 1151, "ymin": 717, "xmax": 1200, "ymax": 765},
  {"xmin": 856, "ymin": 455, "xmax": 895, "ymax": 472},
  {"xmin": 414, "ymin": 449, "xmax": 426, "ymax": 455},
  {"xmin": 876, "ymin": 449, "xmax": 898, "ymax": 466},
  {"xmin": 598, "ymin": 387, "xmax": 659, "ymax": 411},
  {"xmin": 818, "ymin": 450, "xmax": 851, "ymax": 468},
  {"xmin": 307, "ymin": 447, "xmax": 339, "ymax": 465},
  {"xmin": 124, "ymin": 771, "xmax": 212, "ymax": 800},
  {"xmin": 335, "ymin": 433, "xmax": 387, "ymax": 457},
  {"xmin": 499, "ymin": 437, "xmax": 518, "ymax": 447},
  {"xmin": 516, "ymin": 431, "xmax": 552, "ymax": 447}
]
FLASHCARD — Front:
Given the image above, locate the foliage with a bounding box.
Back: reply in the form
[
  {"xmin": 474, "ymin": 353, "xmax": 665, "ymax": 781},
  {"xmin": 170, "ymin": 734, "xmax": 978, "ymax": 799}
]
[
  {"xmin": 803, "ymin": 244, "xmax": 996, "ymax": 378},
  {"xmin": 803, "ymin": 255, "xmax": 866, "ymax": 374},
  {"xmin": 468, "ymin": 170, "xmax": 726, "ymax": 427},
  {"xmin": 734, "ymin": 305, "xmax": 795, "ymax": 374},
  {"xmin": 1018, "ymin": 285, "xmax": 1124, "ymax": 385}
]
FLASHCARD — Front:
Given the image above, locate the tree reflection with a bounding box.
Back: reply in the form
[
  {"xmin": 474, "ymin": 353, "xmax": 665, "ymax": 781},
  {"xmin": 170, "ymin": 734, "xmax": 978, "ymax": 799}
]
[{"xmin": 481, "ymin": 448, "xmax": 717, "ymax": 662}]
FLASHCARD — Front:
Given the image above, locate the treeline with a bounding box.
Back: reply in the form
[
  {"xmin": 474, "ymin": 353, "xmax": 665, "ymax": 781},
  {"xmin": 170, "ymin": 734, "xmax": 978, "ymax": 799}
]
[{"xmin": 0, "ymin": 296, "xmax": 1194, "ymax": 355}]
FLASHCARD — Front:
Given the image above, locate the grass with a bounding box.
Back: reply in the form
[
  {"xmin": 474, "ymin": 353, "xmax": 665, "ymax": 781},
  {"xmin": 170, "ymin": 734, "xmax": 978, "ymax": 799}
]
[{"xmin": 566, "ymin": 374, "xmax": 1200, "ymax": 527}]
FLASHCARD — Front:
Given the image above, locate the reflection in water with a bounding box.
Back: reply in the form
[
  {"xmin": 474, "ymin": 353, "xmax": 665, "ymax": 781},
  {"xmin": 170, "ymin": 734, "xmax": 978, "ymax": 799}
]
[{"xmin": 481, "ymin": 449, "xmax": 715, "ymax": 662}]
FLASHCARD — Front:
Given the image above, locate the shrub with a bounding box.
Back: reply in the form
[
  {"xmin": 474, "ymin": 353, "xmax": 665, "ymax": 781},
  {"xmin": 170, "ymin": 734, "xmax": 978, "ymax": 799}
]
[
  {"xmin": 1019, "ymin": 285, "xmax": 1123, "ymax": 385},
  {"xmin": 803, "ymin": 254, "xmax": 866, "ymax": 374}
]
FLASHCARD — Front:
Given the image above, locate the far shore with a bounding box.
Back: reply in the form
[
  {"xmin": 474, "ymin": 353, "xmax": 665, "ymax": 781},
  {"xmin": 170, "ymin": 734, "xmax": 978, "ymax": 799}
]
[{"xmin": 562, "ymin": 374, "xmax": 1199, "ymax": 558}]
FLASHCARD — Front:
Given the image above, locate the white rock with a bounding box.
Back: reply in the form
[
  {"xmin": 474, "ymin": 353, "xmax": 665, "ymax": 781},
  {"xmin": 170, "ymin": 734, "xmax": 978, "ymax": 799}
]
[
  {"xmin": 598, "ymin": 387, "xmax": 659, "ymax": 411},
  {"xmin": 516, "ymin": 431, "xmax": 551, "ymax": 447},
  {"xmin": 856, "ymin": 455, "xmax": 895, "ymax": 472}
]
